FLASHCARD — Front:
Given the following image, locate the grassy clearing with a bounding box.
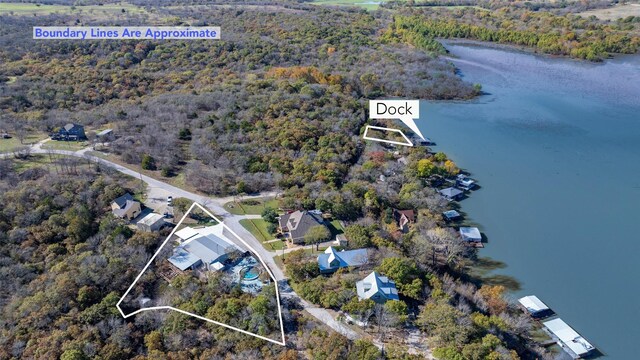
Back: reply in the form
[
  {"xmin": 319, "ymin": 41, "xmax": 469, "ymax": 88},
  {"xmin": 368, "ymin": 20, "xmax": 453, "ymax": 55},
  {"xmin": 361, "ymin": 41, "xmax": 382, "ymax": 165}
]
[
  {"xmin": 310, "ymin": 0, "xmax": 382, "ymax": 11},
  {"xmin": 327, "ymin": 219, "xmax": 345, "ymax": 239},
  {"xmin": 0, "ymin": 133, "xmax": 47, "ymax": 153},
  {"xmin": 578, "ymin": 4, "xmax": 640, "ymax": 21},
  {"xmin": 0, "ymin": 2, "xmax": 146, "ymax": 16},
  {"xmin": 41, "ymin": 140, "xmax": 88, "ymax": 151},
  {"xmin": 239, "ymin": 218, "xmax": 273, "ymax": 242},
  {"xmin": 224, "ymin": 197, "xmax": 279, "ymax": 215}
]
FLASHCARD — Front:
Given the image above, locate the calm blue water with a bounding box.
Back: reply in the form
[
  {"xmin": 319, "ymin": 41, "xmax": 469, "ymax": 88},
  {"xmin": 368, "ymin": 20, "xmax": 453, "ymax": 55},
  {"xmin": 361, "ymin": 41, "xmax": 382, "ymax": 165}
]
[{"xmin": 419, "ymin": 43, "xmax": 640, "ymax": 359}]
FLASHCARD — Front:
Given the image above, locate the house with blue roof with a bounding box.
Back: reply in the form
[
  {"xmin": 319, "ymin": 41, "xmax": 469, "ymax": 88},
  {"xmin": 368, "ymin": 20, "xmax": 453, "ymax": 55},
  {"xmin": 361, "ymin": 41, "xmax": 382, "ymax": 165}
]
[
  {"xmin": 317, "ymin": 246, "xmax": 369, "ymax": 273},
  {"xmin": 356, "ymin": 271, "xmax": 399, "ymax": 304}
]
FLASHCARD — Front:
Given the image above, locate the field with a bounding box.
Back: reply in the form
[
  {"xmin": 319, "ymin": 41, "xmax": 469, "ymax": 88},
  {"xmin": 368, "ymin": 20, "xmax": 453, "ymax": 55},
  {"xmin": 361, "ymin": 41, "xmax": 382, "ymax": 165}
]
[
  {"xmin": 310, "ymin": 0, "xmax": 383, "ymax": 11},
  {"xmin": 224, "ymin": 197, "xmax": 280, "ymax": 215},
  {"xmin": 0, "ymin": 133, "xmax": 47, "ymax": 152},
  {"xmin": 578, "ymin": 4, "xmax": 640, "ymax": 21},
  {"xmin": 0, "ymin": 2, "xmax": 146, "ymax": 16},
  {"xmin": 41, "ymin": 140, "xmax": 89, "ymax": 151}
]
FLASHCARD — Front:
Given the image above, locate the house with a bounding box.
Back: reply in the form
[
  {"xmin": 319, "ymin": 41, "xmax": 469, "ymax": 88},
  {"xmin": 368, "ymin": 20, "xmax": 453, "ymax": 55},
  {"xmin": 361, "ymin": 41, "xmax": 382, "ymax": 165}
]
[
  {"xmin": 393, "ymin": 209, "xmax": 415, "ymax": 233},
  {"xmin": 136, "ymin": 213, "xmax": 165, "ymax": 232},
  {"xmin": 439, "ymin": 187, "xmax": 464, "ymax": 201},
  {"xmin": 356, "ymin": 271, "xmax": 400, "ymax": 304},
  {"xmin": 543, "ymin": 318, "xmax": 595, "ymax": 359},
  {"xmin": 317, "ymin": 246, "xmax": 369, "ymax": 273},
  {"xmin": 278, "ymin": 210, "xmax": 328, "ymax": 245},
  {"xmin": 54, "ymin": 123, "xmax": 86, "ymax": 141},
  {"xmin": 169, "ymin": 224, "xmax": 243, "ymax": 272},
  {"xmin": 183, "ymin": 232, "xmax": 240, "ymax": 271},
  {"xmin": 459, "ymin": 227, "xmax": 482, "ymax": 243},
  {"xmin": 518, "ymin": 295, "xmax": 553, "ymax": 319},
  {"xmin": 111, "ymin": 193, "xmax": 142, "ymax": 220},
  {"xmin": 442, "ymin": 210, "xmax": 461, "ymax": 221}
]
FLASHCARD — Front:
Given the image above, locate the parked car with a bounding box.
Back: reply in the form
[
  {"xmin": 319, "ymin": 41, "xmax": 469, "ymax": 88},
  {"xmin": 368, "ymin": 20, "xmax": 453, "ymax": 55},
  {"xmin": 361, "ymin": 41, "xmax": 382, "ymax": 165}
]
[{"xmin": 167, "ymin": 196, "xmax": 173, "ymax": 206}]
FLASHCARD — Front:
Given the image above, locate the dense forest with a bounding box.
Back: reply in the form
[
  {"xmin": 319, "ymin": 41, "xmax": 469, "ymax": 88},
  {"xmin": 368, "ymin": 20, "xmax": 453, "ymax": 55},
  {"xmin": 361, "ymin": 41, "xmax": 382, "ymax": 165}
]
[
  {"xmin": 383, "ymin": 1, "xmax": 640, "ymax": 60},
  {"xmin": 0, "ymin": 161, "xmax": 389, "ymax": 359}
]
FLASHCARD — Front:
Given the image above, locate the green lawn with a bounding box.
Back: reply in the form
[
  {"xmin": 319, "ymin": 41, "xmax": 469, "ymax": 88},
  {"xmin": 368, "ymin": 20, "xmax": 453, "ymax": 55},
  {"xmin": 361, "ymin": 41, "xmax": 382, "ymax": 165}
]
[
  {"xmin": 239, "ymin": 218, "xmax": 286, "ymax": 251},
  {"xmin": 224, "ymin": 197, "xmax": 279, "ymax": 215},
  {"xmin": 327, "ymin": 219, "xmax": 344, "ymax": 239},
  {"xmin": 0, "ymin": 133, "xmax": 47, "ymax": 153},
  {"xmin": 41, "ymin": 140, "xmax": 89, "ymax": 151}
]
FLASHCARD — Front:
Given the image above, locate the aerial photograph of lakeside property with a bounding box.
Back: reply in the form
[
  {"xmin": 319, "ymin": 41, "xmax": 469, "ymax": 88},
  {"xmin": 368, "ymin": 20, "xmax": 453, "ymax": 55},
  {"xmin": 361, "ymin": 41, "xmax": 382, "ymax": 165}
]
[{"xmin": 0, "ymin": 0, "xmax": 639, "ymax": 359}]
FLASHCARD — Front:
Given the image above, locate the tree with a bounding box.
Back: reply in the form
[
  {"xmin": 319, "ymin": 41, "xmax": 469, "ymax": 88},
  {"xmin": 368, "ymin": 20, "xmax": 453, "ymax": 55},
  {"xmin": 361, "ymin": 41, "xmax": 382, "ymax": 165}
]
[
  {"xmin": 377, "ymin": 257, "xmax": 423, "ymax": 299},
  {"xmin": 416, "ymin": 159, "xmax": 436, "ymax": 177},
  {"xmin": 178, "ymin": 128, "xmax": 192, "ymax": 140},
  {"xmin": 60, "ymin": 349, "xmax": 87, "ymax": 360},
  {"xmin": 144, "ymin": 330, "xmax": 163, "ymax": 352},
  {"xmin": 141, "ymin": 154, "xmax": 157, "ymax": 170},
  {"xmin": 262, "ymin": 207, "xmax": 279, "ymax": 223},
  {"xmin": 305, "ymin": 225, "xmax": 331, "ymax": 250},
  {"xmin": 344, "ymin": 224, "xmax": 372, "ymax": 248}
]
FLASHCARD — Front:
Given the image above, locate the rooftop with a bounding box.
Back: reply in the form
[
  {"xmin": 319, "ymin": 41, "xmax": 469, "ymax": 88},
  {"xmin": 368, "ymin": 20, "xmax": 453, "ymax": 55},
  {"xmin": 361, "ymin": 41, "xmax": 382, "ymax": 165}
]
[
  {"xmin": 317, "ymin": 246, "xmax": 369, "ymax": 272},
  {"xmin": 168, "ymin": 248, "xmax": 201, "ymax": 271},
  {"xmin": 543, "ymin": 318, "xmax": 595, "ymax": 357},
  {"xmin": 460, "ymin": 227, "xmax": 482, "ymax": 241},
  {"xmin": 356, "ymin": 271, "xmax": 399, "ymax": 303},
  {"xmin": 518, "ymin": 295, "xmax": 550, "ymax": 314},
  {"xmin": 137, "ymin": 213, "xmax": 164, "ymax": 226}
]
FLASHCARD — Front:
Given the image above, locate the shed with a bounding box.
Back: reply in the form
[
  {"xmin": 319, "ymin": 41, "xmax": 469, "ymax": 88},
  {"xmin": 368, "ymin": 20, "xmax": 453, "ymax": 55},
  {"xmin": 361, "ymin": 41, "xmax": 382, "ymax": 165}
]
[
  {"xmin": 443, "ymin": 210, "xmax": 461, "ymax": 221},
  {"xmin": 137, "ymin": 213, "xmax": 165, "ymax": 232},
  {"xmin": 459, "ymin": 227, "xmax": 482, "ymax": 242}
]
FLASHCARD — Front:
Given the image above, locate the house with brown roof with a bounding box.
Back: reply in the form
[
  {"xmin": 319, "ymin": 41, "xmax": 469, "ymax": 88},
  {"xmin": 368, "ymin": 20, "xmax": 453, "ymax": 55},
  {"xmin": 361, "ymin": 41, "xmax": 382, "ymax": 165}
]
[
  {"xmin": 278, "ymin": 210, "xmax": 328, "ymax": 245},
  {"xmin": 393, "ymin": 209, "xmax": 415, "ymax": 233},
  {"xmin": 111, "ymin": 193, "xmax": 142, "ymax": 220}
]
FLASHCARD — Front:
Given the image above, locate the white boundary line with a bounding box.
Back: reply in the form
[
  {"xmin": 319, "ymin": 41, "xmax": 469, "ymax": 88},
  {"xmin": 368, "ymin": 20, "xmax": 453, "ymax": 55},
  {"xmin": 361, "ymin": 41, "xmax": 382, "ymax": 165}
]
[
  {"xmin": 362, "ymin": 125, "xmax": 413, "ymax": 147},
  {"xmin": 115, "ymin": 202, "xmax": 286, "ymax": 346}
]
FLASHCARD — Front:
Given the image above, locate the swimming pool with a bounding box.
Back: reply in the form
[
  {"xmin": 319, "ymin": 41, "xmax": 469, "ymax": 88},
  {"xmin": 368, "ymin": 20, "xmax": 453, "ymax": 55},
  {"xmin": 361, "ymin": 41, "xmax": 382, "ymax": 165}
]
[{"xmin": 242, "ymin": 266, "xmax": 260, "ymax": 281}]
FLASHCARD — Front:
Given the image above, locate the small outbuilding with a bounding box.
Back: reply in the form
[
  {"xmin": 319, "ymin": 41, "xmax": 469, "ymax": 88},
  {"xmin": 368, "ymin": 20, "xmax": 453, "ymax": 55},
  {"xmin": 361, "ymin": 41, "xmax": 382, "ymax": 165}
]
[
  {"xmin": 443, "ymin": 210, "xmax": 461, "ymax": 221},
  {"xmin": 136, "ymin": 213, "xmax": 165, "ymax": 232},
  {"xmin": 459, "ymin": 227, "xmax": 482, "ymax": 243}
]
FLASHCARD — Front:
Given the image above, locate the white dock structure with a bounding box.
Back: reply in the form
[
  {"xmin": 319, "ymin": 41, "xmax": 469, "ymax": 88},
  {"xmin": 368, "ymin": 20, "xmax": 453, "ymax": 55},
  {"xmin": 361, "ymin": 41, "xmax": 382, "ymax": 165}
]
[
  {"xmin": 518, "ymin": 295, "xmax": 552, "ymax": 318},
  {"xmin": 543, "ymin": 318, "xmax": 595, "ymax": 359}
]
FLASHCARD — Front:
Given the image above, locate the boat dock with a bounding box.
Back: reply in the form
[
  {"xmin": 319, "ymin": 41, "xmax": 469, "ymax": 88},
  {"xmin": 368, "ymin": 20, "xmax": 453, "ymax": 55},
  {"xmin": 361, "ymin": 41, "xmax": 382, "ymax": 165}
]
[{"xmin": 543, "ymin": 318, "xmax": 595, "ymax": 359}]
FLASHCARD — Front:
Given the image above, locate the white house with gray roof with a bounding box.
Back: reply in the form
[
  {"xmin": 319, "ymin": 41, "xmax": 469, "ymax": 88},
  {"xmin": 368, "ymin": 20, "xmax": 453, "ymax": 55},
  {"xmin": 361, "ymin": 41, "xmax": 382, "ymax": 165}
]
[{"xmin": 356, "ymin": 271, "xmax": 399, "ymax": 304}]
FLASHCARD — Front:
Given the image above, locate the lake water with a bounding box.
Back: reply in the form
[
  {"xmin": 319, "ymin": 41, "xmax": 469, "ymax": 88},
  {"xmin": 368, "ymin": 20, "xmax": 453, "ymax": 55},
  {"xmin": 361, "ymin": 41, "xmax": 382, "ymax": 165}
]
[{"xmin": 419, "ymin": 43, "xmax": 640, "ymax": 359}]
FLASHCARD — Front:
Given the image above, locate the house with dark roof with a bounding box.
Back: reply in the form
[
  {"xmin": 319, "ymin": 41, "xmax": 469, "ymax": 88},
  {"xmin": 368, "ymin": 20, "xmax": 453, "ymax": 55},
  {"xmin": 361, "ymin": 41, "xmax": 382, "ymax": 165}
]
[
  {"xmin": 317, "ymin": 246, "xmax": 369, "ymax": 273},
  {"xmin": 111, "ymin": 193, "xmax": 141, "ymax": 220},
  {"xmin": 53, "ymin": 123, "xmax": 86, "ymax": 141},
  {"xmin": 393, "ymin": 209, "xmax": 415, "ymax": 233},
  {"xmin": 439, "ymin": 187, "xmax": 464, "ymax": 201},
  {"xmin": 278, "ymin": 210, "xmax": 328, "ymax": 245},
  {"xmin": 356, "ymin": 271, "xmax": 399, "ymax": 304}
]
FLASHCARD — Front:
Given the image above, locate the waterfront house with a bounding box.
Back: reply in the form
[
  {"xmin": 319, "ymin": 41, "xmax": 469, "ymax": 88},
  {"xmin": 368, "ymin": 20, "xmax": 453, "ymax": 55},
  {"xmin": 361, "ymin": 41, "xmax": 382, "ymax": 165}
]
[
  {"xmin": 53, "ymin": 123, "xmax": 86, "ymax": 141},
  {"xmin": 278, "ymin": 210, "xmax": 328, "ymax": 245},
  {"xmin": 393, "ymin": 209, "xmax": 416, "ymax": 233},
  {"xmin": 356, "ymin": 271, "xmax": 399, "ymax": 304},
  {"xmin": 317, "ymin": 246, "xmax": 369, "ymax": 273},
  {"xmin": 111, "ymin": 193, "xmax": 141, "ymax": 220},
  {"xmin": 136, "ymin": 213, "xmax": 165, "ymax": 232},
  {"xmin": 518, "ymin": 295, "xmax": 553, "ymax": 319},
  {"xmin": 543, "ymin": 318, "xmax": 595, "ymax": 359},
  {"xmin": 439, "ymin": 187, "xmax": 464, "ymax": 201},
  {"xmin": 443, "ymin": 210, "xmax": 461, "ymax": 221},
  {"xmin": 459, "ymin": 227, "xmax": 482, "ymax": 243}
]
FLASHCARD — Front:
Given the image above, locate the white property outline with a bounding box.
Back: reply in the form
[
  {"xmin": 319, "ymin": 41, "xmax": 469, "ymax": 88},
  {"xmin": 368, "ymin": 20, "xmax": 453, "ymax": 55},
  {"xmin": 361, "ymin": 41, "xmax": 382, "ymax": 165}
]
[
  {"xmin": 116, "ymin": 202, "xmax": 286, "ymax": 346},
  {"xmin": 363, "ymin": 125, "xmax": 413, "ymax": 147}
]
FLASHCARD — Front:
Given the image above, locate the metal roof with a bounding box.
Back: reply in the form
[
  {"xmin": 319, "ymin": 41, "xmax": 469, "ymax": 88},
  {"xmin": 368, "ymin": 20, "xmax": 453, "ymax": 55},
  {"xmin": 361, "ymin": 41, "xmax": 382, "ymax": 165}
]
[
  {"xmin": 137, "ymin": 213, "xmax": 164, "ymax": 226},
  {"xmin": 356, "ymin": 271, "xmax": 399, "ymax": 302},
  {"xmin": 168, "ymin": 248, "xmax": 201, "ymax": 271},
  {"xmin": 518, "ymin": 295, "xmax": 550, "ymax": 314},
  {"xmin": 175, "ymin": 227, "xmax": 200, "ymax": 241},
  {"xmin": 317, "ymin": 246, "xmax": 368, "ymax": 272},
  {"xmin": 460, "ymin": 227, "xmax": 482, "ymax": 241},
  {"xmin": 544, "ymin": 318, "xmax": 594, "ymax": 357}
]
